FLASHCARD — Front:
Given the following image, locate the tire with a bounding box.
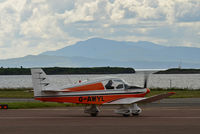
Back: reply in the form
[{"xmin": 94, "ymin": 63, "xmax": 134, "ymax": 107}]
[
  {"xmin": 123, "ymin": 114, "xmax": 130, "ymax": 117},
  {"xmin": 91, "ymin": 113, "xmax": 98, "ymax": 117},
  {"xmin": 132, "ymin": 113, "xmax": 139, "ymax": 116}
]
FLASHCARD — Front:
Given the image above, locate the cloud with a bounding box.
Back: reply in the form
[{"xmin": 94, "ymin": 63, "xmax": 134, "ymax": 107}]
[
  {"xmin": 175, "ymin": 0, "xmax": 200, "ymax": 22},
  {"xmin": 0, "ymin": 0, "xmax": 78, "ymax": 59},
  {"xmin": 0, "ymin": 0, "xmax": 199, "ymax": 59}
]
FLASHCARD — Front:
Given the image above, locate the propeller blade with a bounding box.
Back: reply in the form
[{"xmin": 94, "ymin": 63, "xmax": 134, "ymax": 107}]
[{"xmin": 144, "ymin": 73, "xmax": 149, "ymax": 88}]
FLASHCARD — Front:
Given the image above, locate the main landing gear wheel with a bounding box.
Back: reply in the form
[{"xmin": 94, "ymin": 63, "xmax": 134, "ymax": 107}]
[
  {"xmin": 84, "ymin": 104, "xmax": 99, "ymax": 117},
  {"xmin": 123, "ymin": 114, "xmax": 130, "ymax": 117},
  {"xmin": 91, "ymin": 113, "xmax": 98, "ymax": 117}
]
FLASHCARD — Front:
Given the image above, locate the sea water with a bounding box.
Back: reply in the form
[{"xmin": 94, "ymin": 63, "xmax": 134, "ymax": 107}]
[{"xmin": 0, "ymin": 73, "xmax": 200, "ymax": 89}]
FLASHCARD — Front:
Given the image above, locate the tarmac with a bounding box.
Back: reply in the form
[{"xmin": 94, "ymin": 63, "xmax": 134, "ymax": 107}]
[{"xmin": 0, "ymin": 104, "xmax": 200, "ymax": 134}]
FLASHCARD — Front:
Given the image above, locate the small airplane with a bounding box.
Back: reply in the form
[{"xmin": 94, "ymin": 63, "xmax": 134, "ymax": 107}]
[{"xmin": 31, "ymin": 68, "xmax": 175, "ymax": 117}]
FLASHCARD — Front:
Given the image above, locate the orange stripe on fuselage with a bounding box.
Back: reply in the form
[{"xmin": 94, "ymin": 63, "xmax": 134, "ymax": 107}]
[
  {"xmin": 62, "ymin": 82, "xmax": 105, "ymax": 92},
  {"xmin": 35, "ymin": 93, "xmax": 146, "ymax": 105}
]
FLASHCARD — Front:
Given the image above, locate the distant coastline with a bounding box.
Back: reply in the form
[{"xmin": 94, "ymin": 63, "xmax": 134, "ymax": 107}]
[
  {"xmin": 154, "ymin": 68, "xmax": 200, "ymax": 74},
  {"xmin": 0, "ymin": 67, "xmax": 135, "ymax": 75}
]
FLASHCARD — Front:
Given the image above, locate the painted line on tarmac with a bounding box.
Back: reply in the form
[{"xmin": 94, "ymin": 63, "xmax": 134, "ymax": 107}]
[
  {"xmin": 0, "ymin": 116, "xmax": 200, "ymax": 119},
  {"xmin": 144, "ymin": 108, "xmax": 200, "ymax": 111},
  {"xmin": 0, "ymin": 117, "xmax": 87, "ymax": 119},
  {"xmin": 3, "ymin": 109, "xmax": 83, "ymax": 111},
  {"xmin": 4, "ymin": 108, "xmax": 200, "ymax": 111},
  {"xmin": 143, "ymin": 117, "xmax": 200, "ymax": 119}
]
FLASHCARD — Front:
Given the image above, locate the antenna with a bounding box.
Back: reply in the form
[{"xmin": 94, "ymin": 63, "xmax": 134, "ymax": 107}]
[
  {"xmin": 66, "ymin": 74, "xmax": 73, "ymax": 85},
  {"xmin": 178, "ymin": 60, "xmax": 182, "ymax": 69}
]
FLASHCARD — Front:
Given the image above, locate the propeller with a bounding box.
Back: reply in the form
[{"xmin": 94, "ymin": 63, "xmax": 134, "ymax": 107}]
[{"xmin": 144, "ymin": 73, "xmax": 149, "ymax": 88}]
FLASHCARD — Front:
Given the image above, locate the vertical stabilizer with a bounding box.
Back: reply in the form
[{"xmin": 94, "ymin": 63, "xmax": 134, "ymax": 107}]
[{"xmin": 31, "ymin": 68, "xmax": 50, "ymax": 97}]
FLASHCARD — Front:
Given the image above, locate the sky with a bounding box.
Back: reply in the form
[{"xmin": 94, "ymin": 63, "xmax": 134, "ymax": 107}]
[{"xmin": 0, "ymin": 0, "xmax": 199, "ymax": 59}]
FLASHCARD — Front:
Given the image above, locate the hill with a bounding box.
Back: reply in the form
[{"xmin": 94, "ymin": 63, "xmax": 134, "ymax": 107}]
[
  {"xmin": 42, "ymin": 38, "xmax": 200, "ymax": 64},
  {"xmin": 0, "ymin": 67, "xmax": 135, "ymax": 75},
  {"xmin": 155, "ymin": 68, "xmax": 200, "ymax": 74}
]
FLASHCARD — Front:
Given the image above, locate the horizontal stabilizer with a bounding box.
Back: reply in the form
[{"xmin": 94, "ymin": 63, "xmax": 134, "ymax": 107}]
[{"xmin": 41, "ymin": 89, "xmax": 70, "ymax": 92}]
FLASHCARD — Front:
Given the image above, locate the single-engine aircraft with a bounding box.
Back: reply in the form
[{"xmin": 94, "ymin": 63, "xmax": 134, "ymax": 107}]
[{"xmin": 31, "ymin": 68, "xmax": 175, "ymax": 117}]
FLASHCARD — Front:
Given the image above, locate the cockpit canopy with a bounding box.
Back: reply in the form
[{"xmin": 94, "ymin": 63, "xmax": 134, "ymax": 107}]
[{"xmin": 101, "ymin": 78, "xmax": 143, "ymax": 90}]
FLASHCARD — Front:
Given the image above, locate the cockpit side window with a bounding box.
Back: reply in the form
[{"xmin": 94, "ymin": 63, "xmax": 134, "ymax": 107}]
[
  {"xmin": 104, "ymin": 80, "xmax": 114, "ymax": 89},
  {"xmin": 124, "ymin": 84, "xmax": 129, "ymax": 89},
  {"xmin": 116, "ymin": 84, "xmax": 123, "ymax": 89}
]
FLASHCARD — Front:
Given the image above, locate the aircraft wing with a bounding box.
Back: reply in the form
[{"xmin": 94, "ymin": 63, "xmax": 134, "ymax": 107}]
[{"xmin": 104, "ymin": 92, "xmax": 175, "ymax": 105}]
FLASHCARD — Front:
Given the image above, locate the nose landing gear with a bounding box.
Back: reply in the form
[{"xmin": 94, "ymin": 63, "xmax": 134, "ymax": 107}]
[{"xmin": 115, "ymin": 103, "xmax": 142, "ymax": 117}]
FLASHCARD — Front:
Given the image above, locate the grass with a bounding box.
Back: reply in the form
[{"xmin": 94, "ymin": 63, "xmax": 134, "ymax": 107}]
[
  {"xmin": 0, "ymin": 88, "xmax": 33, "ymax": 98},
  {"xmin": 0, "ymin": 102, "xmax": 80, "ymax": 109},
  {"xmin": 147, "ymin": 88, "xmax": 200, "ymax": 98},
  {"xmin": 0, "ymin": 88, "xmax": 200, "ymax": 99}
]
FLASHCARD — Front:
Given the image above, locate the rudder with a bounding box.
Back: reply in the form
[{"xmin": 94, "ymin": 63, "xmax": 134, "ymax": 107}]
[{"xmin": 31, "ymin": 68, "xmax": 50, "ymax": 97}]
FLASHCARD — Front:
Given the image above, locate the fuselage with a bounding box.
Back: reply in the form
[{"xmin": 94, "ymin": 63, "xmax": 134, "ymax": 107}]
[
  {"xmin": 35, "ymin": 85, "xmax": 150, "ymax": 104},
  {"xmin": 33, "ymin": 75, "xmax": 150, "ymax": 105}
]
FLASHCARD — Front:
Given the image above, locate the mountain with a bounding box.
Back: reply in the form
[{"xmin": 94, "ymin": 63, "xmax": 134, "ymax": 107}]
[
  {"xmin": 42, "ymin": 38, "xmax": 200, "ymax": 63},
  {"xmin": 1, "ymin": 38, "xmax": 200, "ymax": 69},
  {"xmin": 42, "ymin": 38, "xmax": 167, "ymax": 62}
]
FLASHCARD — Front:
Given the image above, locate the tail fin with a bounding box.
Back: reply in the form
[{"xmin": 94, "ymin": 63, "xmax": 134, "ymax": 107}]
[{"xmin": 31, "ymin": 68, "xmax": 50, "ymax": 97}]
